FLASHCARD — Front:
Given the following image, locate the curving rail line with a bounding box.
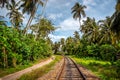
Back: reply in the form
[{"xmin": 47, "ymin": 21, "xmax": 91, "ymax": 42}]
[{"xmin": 56, "ymin": 56, "xmax": 86, "ymax": 80}]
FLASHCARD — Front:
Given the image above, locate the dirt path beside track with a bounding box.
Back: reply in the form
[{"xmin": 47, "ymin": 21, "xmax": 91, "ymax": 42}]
[{"xmin": 0, "ymin": 58, "xmax": 53, "ymax": 80}]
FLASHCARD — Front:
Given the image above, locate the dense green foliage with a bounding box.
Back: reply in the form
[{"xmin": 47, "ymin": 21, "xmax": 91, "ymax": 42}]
[
  {"xmin": 62, "ymin": 40, "xmax": 117, "ymax": 62},
  {"xmin": 0, "ymin": 26, "xmax": 53, "ymax": 68},
  {"xmin": 0, "ymin": 0, "xmax": 55, "ymax": 69},
  {"xmin": 100, "ymin": 44, "xmax": 117, "ymax": 61},
  {"xmin": 0, "ymin": 0, "xmax": 120, "ymax": 79},
  {"xmin": 116, "ymin": 59, "xmax": 120, "ymax": 77}
]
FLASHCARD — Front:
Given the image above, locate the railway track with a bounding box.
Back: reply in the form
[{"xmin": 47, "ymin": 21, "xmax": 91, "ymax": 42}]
[{"xmin": 56, "ymin": 56, "xmax": 86, "ymax": 80}]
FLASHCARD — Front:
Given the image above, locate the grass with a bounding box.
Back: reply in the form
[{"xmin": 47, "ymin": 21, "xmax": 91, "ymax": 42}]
[
  {"xmin": 70, "ymin": 56, "xmax": 119, "ymax": 80},
  {"xmin": 0, "ymin": 57, "xmax": 50, "ymax": 77},
  {"xmin": 18, "ymin": 55, "xmax": 63, "ymax": 80}
]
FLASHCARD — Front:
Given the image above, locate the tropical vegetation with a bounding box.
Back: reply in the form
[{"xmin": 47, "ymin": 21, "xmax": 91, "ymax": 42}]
[
  {"xmin": 0, "ymin": 0, "xmax": 120, "ymax": 79},
  {"xmin": 55, "ymin": 1, "xmax": 120, "ymax": 79},
  {"xmin": 0, "ymin": 0, "xmax": 54, "ymax": 69}
]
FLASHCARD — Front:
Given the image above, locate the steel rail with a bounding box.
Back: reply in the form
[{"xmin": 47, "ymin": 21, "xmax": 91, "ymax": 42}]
[
  {"xmin": 56, "ymin": 56, "xmax": 86, "ymax": 80},
  {"xmin": 68, "ymin": 57, "xmax": 86, "ymax": 80},
  {"xmin": 56, "ymin": 56, "xmax": 65, "ymax": 80}
]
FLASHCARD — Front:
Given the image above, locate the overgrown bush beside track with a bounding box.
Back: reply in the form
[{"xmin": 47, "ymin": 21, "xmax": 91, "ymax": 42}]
[{"xmin": 0, "ymin": 26, "xmax": 53, "ymax": 68}]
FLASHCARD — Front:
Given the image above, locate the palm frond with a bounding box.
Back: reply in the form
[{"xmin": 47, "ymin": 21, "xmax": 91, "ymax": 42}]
[
  {"xmin": 38, "ymin": 0, "xmax": 43, "ymax": 6},
  {"xmin": 11, "ymin": 0, "xmax": 15, "ymax": 6},
  {"xmin": 81, "ymin": 10, "xmax": 86, "ymax": 17},
  {"xmin": 111, "ymin": 12, "xmax": 120, "ymax": 35}
]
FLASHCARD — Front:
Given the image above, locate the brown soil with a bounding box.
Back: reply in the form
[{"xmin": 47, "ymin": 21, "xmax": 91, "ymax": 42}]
[
  {"xmin": 0, "ymin": 58, "xmax": 53, "ymax": 80},
  {"xmin": 37, "ymin": 58, "xmax": 100, "ymax": 80},
  {"xmin": 77, "ymin": 64, "xmax": 101, "ymax": 80},
  {"xmin": 0, "ymin": 57, "xmax": 100, "ymax": 80},
  {"xmin": 37, "ymin": 58, "xmax": 64, "ymax": 80}
]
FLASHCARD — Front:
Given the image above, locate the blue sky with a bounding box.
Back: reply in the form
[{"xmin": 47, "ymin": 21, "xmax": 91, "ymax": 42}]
[
  {"xmin": 0, "ymin": 0, "xmax": 116, "ymax": 42},
  {"xmin": 45, "ymin": 0, "xmax": 116, "ymax": 42}
]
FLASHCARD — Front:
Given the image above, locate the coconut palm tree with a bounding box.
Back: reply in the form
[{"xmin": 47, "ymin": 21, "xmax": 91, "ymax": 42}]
[
  {"xmin": 65, "ymin": 37, "xmax": 74, "ymax": 54},
  {"xmin": 60, "ymin": 38, "xmax": 66, "ymax": 52},
  {"xmin": 21, "ymin": 0, "xmax": 44, "ymax": 34},
  {"xmin": 111, "ymin": 0, "xmax": 120, "ymax": 36},
  {"xmin": 37, "ymin": 18, "xmax": 55, "ymax": 39},
  {"xmin": 98, "ymin": 17, "xmax": 112, "ymax": 44},
  {"xmin": 81, "ymin": 17, "xmax": 100, "ymax": 44},
  {"xmin": 0, "ymin": 16, "xmax": 7, "ymax": 26},
  {"xmin": 116, "ymin": 0, "xmax": 120, "ymax": 11},
  {"xmin": 0, "ymin": 0, "xmax": 8, "ymax": 7},
  {"xmin": 30, "ymin": 18, "xmax": 56, "ymax": 40},
  {"xmin": 6, "ymin": 0, "xmax": 24, "ymax": 30},
  {"xmin": 110, "ymin": 0, "xmax": 120, "ymax": 45},
  {"xmin": 53, "ymin": 42, "xmax": 60, "ymax": 54},
  {"xmin": 73, "ymin": 31, "xmax": 81, "ymax": 54},
  {"xmin": 73, "ymin": 31, "xmax": 80, "ymax": 41},
  {"xmin": 71, "ymin": 2, "xmax": 86, "ymax": 26}
]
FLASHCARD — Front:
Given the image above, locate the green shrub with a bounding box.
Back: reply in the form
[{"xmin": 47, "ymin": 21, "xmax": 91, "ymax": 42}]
[
  {"xmin": 100, "ymin": 44, "xmax": 117, "ymax": 61},
  {"xmin": 0, "ymin": 26, "xmax": 53, "ymax": 68},
  {"xmin": 116, "ymin": 59, "xmax": 120, "ymax": 78},
  {"xmin": 75, "ymin": 44, "xmax": 87, "ymax": 57},
  {"xmin": 87, "ymin": 44, "xmax": 100, "ymax": 58}
]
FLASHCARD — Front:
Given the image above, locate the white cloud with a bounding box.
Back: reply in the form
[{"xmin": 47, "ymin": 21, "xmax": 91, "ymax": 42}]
[
  {"xmin": 47, "ymin": 0, "xmax": 71, "ymax": 9},
  {"xmin": 47, "ymin": 0, "xmax": 61, "ymax": 7},
  {"xmin": 48, "ymin": 13, "xmax": 63, "ymax": 20},
  {"xmin": 82, "ymin": 0, "xmax": 97, "ymax": 11},
  {"xmin": 83, "ymin": 0, "xmax": 97, "ymax": 6},
  {"xmin": 57, "ymin": 17, "xmax": 85, "ymax": 31},
  {"xmin": 48, "ymin": 34, "xmax": 66, "ymax": 42},
  {"xmin": 0, "ymin": 8, "xmax": 9, "ymax": 17},
  {"xmin": 65, "ymin": 2, "xmax": 71, "ymax": 7},
  {"xmin": 48, "ymin": 17, "xmax": 86, "ymax": 42}
]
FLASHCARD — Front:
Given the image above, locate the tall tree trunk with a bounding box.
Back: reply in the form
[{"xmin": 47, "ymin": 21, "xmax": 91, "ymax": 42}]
[
  {"xmin": 23, "ymin": 8, "xmax": 36, "ymax": 35},
  {"xmin": 23, "ymin": 15, "xmax": 32, "ymax": 34},
  {"xmin": 12, "ymin": 57, "xmax": 16, "ymax": 67},
  {"xmin": 79, "ymin": 18, "xmax": 81, "ymax": 27},
  {"xmin": 35, "ymin": 0, "xmax": 48, "ymax": 40},
  {"xmin": 24, "ymin": 0, "xmax": 44, "ymax": 35},
  {"xmin": 2, "ymin": 47, "xmax": 8, "ymax": 68}
]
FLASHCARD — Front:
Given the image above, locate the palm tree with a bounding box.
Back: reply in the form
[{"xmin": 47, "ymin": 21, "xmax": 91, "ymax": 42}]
[
  {"xmin": 73, "ymin": 31, "xmax": 80, "ymax": 41},
  {"xmin": 73, "ymin": 31, "xmax": 81, "ymax": 54},
  {"xmin": 35, "ymin": 0, "xmax": 48, "ymax": 38},
  {"xmin": 0, "ymin": 16, "xmax": 7, "ymax": 26},
  {"xmin": 37, "ymin": 18, "xmax": 54, "ymax": 39},
  {"xmin": 53, "ymin": 42, "xmax": 60, "ymax": 54},
  {"xmin": 60, "ymin": 38, "xmax": 65, "ymax": 46},
  {"xmin": 10, "ymin": 11, "xmax": 24, "ymax": 30},
  {"xmin": 21, "ymin": 0, "xmax": 44, "ymax": 34},
  {"xmin": 0, "ymin": 0, "xmax": 8, "ymax": 7},
  {"xmin": 60, "ymin": 38, "xmax": 65, "ymax": 52},
  {"xmin": 65, "ymin": 37, "xmax": 74, "ymax": 54},
  {"xmin": 6, "ymin": 0, "xmax": 24, "ymax": 30},
  {"xmin": 111, "ymin": 0, "xmax": 120, "ymax": 36},
  {"xmin": 46, "ymin": 37, "xmax": 53, "ymax": 46},
  {"xmin": 71, "ymin": 2, "xmax": 86, "ymax": 26},
  {"xmin": 30, "ymin": 18, "xmax": 56, "ymax": 40},
  {"xmin": 116, "ymin": 0, "xmax": 120, "ymax": 11},
  {"xmin": 110, "ymin": 0, "xmax": 120, "ymax": 45},
  {"xmin": 98, "ymin": 17, "xmax": 112, "ymax": 44},
  {"xmin": 81, "ymin": 17, "xmax": 100, "ymax": 44}
]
